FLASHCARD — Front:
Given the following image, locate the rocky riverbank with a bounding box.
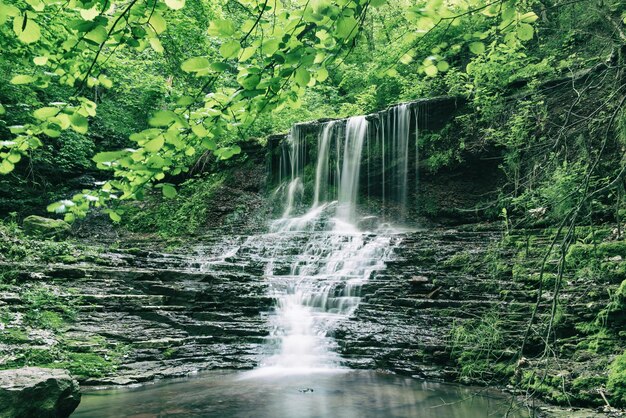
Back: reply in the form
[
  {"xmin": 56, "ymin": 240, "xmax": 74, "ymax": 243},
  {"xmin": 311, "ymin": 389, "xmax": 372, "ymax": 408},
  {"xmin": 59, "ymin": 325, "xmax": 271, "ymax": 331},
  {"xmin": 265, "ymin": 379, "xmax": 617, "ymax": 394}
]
[{"xmin": 1, "ymin": 222, "xmax": 624, "ymax": 416}]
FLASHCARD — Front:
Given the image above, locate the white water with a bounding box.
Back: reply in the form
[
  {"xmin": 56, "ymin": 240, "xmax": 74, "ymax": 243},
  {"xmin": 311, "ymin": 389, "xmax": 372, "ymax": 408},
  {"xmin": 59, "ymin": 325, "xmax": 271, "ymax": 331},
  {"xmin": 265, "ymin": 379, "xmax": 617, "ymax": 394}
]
[
  {"xmin": 246, "ymin": 104, "xmax": 420, "ymax": 378},
  {"xmin": 312, "ymin": 121, "xmax": 338, "ymax": 208}
]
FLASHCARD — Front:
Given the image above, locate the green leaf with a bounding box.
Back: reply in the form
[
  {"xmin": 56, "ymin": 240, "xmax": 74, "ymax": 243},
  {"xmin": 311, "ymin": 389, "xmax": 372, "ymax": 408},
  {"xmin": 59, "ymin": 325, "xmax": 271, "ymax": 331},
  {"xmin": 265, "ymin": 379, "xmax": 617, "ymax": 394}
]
[
  {"xmin": 294, "ymin": 67, "xmax": 310, "ymax": 87},
  {"xmin": 239, "ymin": 74, "xmax": 261, "ymax": 90},
  {"xmin": 85, "ymin": 25, "xmax": 108, "ymax": 44},
  {"xmin": 336, "ymin": 15, "xmax": 358, "ymax": 39},
  {"xmin": 162, "ymin": 184, "xmax": 177, "ymax": 198},
  {"xmin": 43, "ymin": 128, "xmax": 61, "ymax": 137},
  {"xmin": 10, "ymin": 75, "xmax": 35, "ymax": 85},
  {"xmin": 181, "ymin": 57, "xmax": 210, "ymax": 73},
  {"xmin": 0, "ymin": 104, "xmax": 4, "ymax": 115},
  {"xmin": 69, "ymin": 113, "xmax": 88, "ymax": 134},
  {"xmin": 93, "ymin": 151, "xmax": 127, "ymax": 163},
  {"xmin": 165, "ymin": 0, "xmax": 185, "ymax": 10},
  {"xmin": 80, "ymin": 6, "xmax": 99, "ymax": 21},
  {"xmin": 220, "ymin": 40, "xmax": 240, "ymax": 59},
  {"xmin": 436, "ymin": 61, "xmax": 450, "ymax": 72},
  {"xmin": 7, "ymin": 153, "xmax": 21, "ymax": 163},
  {"xmin": 469, "ymin": 41, "xmax": 485, "ymax": 54},
  {"xmin": 13, "ymin": 15, "xmax": 41, "ymax": 44},
  {"xmin": 33, "ymin": 107, "xmax": 59, "ymax": 120},
  {"xmin": 33, "ymin": 56, "xmax": 48, "ymax": 66},
  {"xmin": 98, "ymin": 74, "xmax": 113, "ymax": 88},
  {"xmin": 215, "ymin": 145, "xmax": 241, "ymax": 160},
  {"xmin": 316, "ymin": 67, "xmax": 329, "ymax": 82},
  {"xmin": 26, "ymin": 0, "xmax": 44, "ymax": 11},
  {"xmin": 144, "ymin": 136, "xmax": 165, "ymax": 152},
  {"xmin": 400, "ymin": 53, "xmax": 413, "ymax": 64},
  {"xmin": 0, "ymin": 159, "xmax": 14, "ymax": 174},
  {"xmin": 149, "ymin": 37, "xmax": 164, "ymax": 53},
  {"xmin": 46, "ymin": 202, "xmax": 63, "ymax": 213},
  {"xmin": 109, "ymin": 211, "xmax": 121, "ymax": 222},
  {"xmin": 519, "ymin": 12, "xmax": 538, "ymax": 23},
  {"xmin": 239, "ymin": 47, "xmax": 256, "ymax": 62},
  {"xmin": 517, "ymin": 23, "xmax": 534, "ymax": 41},
  {"xmin": 210, "ymin": 62, "xmax": 230, "ymax": 72},
  {"xmin": 208, "ymin": 19, "xmax": 235, "ymax": 36},
  {"xmin": 423, "ymin": 64, "xmax": 438, "ymax": 77},
  {"xmin": 149, "ymin": 110, "xmax": 177, "ymax": 127},
  {"xmin": 0, "ymin": 3, "xmax": 19, "ymax": 25},
  {"xmin": 262, "ymin": 39, "xmax": 280, "ymax": 56},
  {"xmin": 149, "ymin": 13, "xmax": 166, "ymax": 34},
  {"xmin": 201, "ymin": 137, "xmax": 216, "ymax": 150}
]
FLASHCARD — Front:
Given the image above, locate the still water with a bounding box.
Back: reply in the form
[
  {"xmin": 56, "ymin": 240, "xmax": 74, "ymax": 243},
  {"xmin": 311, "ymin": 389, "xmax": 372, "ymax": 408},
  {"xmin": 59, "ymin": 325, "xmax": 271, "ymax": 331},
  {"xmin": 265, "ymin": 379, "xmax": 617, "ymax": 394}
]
[{"xmin": 72, "ymin": 370, "xmax": 529, "ymax": 418}]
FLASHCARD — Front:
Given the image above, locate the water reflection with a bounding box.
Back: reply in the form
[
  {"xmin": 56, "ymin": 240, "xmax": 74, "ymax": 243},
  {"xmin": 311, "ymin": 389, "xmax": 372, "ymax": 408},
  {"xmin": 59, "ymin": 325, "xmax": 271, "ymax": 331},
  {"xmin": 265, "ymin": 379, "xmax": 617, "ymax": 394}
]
[{"xmin": 72, "ymin": 370, "xmax": 528, "ymax": 418}]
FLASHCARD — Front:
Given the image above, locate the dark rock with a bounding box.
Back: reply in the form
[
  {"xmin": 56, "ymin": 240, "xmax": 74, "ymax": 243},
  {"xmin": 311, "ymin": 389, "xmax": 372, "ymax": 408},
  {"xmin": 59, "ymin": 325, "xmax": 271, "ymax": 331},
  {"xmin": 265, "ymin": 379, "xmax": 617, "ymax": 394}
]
[
  {"xmin": 409, "ymin": 276, "xmax": 429, "ymax": 284},
  {"xmin": 0, "ymin": 367, "xmax": 81, "ymax": 418},
  {"xmin": 23, "ymin": 216, "xmax": 71, "ymax": 239}
]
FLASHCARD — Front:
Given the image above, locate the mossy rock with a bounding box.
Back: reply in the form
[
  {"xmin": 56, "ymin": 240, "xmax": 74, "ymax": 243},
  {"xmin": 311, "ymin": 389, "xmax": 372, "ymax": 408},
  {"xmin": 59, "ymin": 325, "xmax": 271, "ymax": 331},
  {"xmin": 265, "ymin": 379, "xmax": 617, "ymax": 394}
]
[
  {"xmin": 23, "ymin": 216, "xmax": 71, "ymax": 239},
  {"xmin": 608, "ymin": 351, "xmax": 626, "ymax": 406},
  {"xmin": 0, "ymin": 367, "xmax": 81, "ymax": 418}
]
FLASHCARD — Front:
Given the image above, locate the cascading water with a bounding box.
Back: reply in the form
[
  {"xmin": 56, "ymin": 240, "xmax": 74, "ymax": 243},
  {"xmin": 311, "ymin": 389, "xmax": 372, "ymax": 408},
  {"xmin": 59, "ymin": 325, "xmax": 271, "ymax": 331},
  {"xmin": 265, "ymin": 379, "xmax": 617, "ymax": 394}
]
[{"xmin": 246, "ymin": 103, "xmax": 421, "ymax": 378}]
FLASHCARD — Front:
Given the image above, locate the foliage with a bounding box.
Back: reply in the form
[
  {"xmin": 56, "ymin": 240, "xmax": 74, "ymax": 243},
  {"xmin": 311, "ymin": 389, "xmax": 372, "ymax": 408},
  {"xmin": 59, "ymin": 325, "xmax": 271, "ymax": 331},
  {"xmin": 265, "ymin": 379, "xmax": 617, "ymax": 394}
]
[
  {"xmin": 121, "ymin": 171, "xmax": 226, "ymax": 236},
  {"xmin": 0, "ymin": 0, "xmax": 544, "ymax": 220},
  {"xmin": 449, "ymin": 310, "xmax": 510, "ymax": 381}
]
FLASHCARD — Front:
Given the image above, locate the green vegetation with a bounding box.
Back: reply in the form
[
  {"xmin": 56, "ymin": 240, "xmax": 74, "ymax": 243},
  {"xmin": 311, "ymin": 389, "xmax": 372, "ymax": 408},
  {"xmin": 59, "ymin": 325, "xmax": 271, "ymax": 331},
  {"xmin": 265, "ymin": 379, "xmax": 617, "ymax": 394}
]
[
  {"xmin": 0, "ymin": 0, "xmax": 624, "ymax": 411},
  {"xmin": 448, "ymin": 229, "xmax": 626, "ymax": 407}
]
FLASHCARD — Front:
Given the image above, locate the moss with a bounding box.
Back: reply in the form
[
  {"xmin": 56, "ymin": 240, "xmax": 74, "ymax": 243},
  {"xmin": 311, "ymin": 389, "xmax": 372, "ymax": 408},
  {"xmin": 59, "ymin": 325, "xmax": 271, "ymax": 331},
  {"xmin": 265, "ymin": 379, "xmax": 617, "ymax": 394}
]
[
  {"xmin": 163, "ymin": 347, "xmax": 178, "ymax": 359},
  {"xmin": 64, "ymin": 352, "xmax": 116, "ymax": 378},
  {"xmin": 607, "ymin": 351, "xmax": 626, "ymax": 406},
  {"xmin": 25, "ymin": 311, "xmax": 65, "ymax": 330},
  {"xmin": 521, "ymin": 372, "xmax": 571, "ymax": 405},
  {"xmin": 571, "ymin": 375, "xmax": 607, "ymax": 405},
  {"xmin": 0, "ymin": 328, "xmax": 30, "ymax": 344},
  {"xmin": 443, "ymin": 252, "xmax": 473, "ymax": 270},
  {"xmin": 566, "ymin": 241, "xmax": 626, "ymax": 270}
]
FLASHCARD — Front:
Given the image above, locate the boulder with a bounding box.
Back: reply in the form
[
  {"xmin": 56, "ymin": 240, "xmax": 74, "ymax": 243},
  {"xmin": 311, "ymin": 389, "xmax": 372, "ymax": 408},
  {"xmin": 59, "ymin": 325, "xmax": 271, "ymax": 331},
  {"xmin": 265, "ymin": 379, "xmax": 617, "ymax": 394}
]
[
  {"xmin": 23, "ymin": 216, "xmax": 71, "ymax": 239},
  {"xmin": 0, "ymin": 367, "xmax": 81, "ymax": 418}
]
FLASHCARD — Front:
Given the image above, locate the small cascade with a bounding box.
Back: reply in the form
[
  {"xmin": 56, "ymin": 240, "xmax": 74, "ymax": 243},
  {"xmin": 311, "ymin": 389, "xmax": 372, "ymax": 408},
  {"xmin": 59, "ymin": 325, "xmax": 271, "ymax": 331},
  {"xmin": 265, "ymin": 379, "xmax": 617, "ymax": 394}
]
[{"xmin": 247, "ymin": 102, "xmax": 422, "ymax": 378}]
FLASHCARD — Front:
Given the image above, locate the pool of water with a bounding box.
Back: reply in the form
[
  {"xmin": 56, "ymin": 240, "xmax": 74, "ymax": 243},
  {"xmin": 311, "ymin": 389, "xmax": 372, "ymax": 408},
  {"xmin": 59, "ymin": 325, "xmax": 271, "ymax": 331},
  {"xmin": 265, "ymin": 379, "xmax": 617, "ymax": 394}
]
[{"xmin": 72, "ymin": 370, "xmax": 529, "ymax": 417}]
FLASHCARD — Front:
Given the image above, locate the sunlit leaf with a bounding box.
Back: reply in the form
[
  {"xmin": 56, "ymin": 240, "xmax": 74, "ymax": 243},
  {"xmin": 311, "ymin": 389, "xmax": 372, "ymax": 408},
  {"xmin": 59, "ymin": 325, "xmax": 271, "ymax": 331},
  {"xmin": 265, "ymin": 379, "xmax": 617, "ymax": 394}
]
[
  {"xmin": 165, "ymin": 0, "xmax": 185, "ymax": 10},
  {"xmin": 13, "ymin": 15, "xmax": 41, "ymax": 44}
]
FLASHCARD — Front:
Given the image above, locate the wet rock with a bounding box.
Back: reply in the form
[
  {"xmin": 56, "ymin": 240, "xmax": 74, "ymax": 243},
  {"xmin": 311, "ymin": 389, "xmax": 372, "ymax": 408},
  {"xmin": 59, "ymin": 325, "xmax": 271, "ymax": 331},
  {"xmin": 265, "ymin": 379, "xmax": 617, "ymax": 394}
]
[
  {"xmin": 357, "ymin": 216, "xmax": 379, "ymax": 231},
  {"xmin": 23, "ymin": 215, "xmax": 71, "ymax": 239},
  {"xmin": 0, "ymin": 367, "xmax": 81, "ymax": 418}
]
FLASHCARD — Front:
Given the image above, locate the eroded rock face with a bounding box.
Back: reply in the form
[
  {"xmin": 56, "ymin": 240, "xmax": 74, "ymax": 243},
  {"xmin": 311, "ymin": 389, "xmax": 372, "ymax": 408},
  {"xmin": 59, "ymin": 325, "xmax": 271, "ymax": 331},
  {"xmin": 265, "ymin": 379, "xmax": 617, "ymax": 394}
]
[
  {"xmin": 0, "ymin": 367, "xmax": 80, "ymax": 418},
  {"xmin": 22, "ymin": 216, "xmax": 71, "ymax": 239}
]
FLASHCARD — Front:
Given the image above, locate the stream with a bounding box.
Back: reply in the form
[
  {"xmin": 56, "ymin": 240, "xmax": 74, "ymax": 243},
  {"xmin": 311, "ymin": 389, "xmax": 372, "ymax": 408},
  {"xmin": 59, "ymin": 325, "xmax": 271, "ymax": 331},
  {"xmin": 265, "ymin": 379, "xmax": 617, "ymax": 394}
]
[{"xmin": 73, "ymin": 370, "xmax": 527, "ymax": 417}]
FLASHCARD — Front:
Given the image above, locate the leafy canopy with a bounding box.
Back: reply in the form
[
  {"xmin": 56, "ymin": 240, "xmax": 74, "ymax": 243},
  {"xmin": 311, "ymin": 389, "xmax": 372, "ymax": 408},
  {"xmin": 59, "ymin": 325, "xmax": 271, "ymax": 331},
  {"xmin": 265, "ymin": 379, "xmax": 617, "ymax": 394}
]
[{"xmin": 0, "ymin": 0, "xmax": 538, "ymax": 222}]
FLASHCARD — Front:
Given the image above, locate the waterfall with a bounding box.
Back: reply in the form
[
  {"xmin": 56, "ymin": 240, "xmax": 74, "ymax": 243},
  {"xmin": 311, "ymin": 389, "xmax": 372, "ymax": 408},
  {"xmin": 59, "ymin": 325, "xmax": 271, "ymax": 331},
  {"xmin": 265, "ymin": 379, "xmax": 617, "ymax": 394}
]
[
  {"xmin": 337, "ymin": 116, "xmax": 367, "ymax": 223},
  {"xmin": 246, "ymin": 102, "xmax": 420, "ymax": 378},
  {"xmin": 312, "ymin": 121, "xmax": 338, "ymax": 208}
]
